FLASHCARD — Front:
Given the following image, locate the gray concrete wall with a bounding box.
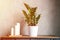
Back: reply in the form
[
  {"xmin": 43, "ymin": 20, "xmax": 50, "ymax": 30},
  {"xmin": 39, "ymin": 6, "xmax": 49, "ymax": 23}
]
[{"xmin": 51, "ymin": 0, "xmax": 60, "ymax": 36}]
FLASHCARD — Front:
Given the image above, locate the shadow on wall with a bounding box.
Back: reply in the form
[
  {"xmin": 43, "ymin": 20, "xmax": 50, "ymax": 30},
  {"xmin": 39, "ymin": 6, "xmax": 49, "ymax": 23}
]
[{"xmin": 52, "ymin": 0, "xmax": 60, "ymax": 36}]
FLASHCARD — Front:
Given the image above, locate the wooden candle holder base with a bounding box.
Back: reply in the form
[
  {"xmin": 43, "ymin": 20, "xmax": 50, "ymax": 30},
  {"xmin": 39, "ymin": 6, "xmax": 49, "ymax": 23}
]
[{"xmin": 9, "ymin": 35, "xmax": 22, "ymax": 37}]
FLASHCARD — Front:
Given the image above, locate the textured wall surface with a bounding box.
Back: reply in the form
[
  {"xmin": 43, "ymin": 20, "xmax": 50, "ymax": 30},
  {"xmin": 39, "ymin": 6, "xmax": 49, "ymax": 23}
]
[{"xmin": 0, "ymin": 0, "xmax": 60, "ymax": 36}]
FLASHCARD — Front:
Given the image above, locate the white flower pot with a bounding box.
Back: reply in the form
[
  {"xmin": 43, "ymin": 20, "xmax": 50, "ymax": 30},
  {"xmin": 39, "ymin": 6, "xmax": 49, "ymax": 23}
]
[{"xmin": 29, "ymin": 26, "xmax": 38, "ymax": 37}]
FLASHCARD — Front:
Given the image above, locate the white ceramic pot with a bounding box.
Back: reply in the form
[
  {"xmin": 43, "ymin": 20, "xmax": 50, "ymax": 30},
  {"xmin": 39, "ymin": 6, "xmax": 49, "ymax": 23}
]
[{"xmin": 29, "ymin": 26, "xmax": 38, "ymax": 37}]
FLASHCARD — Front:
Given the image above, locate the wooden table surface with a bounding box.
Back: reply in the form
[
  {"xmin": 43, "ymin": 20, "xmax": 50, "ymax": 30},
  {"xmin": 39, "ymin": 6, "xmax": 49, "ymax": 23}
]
[{"xmin": 0, "ymin": 35, "xmax": 60, "ymax": 39}]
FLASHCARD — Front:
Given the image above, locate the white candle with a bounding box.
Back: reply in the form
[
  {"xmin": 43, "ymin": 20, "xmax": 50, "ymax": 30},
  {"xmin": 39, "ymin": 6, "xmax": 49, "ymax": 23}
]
[
  {"xmin": 15, "ymin": 23, "xmax": 20, "ymax": 36},
  {"xmin": 11, "ymin": 27, "xmax": 14, "ymax": 36}
]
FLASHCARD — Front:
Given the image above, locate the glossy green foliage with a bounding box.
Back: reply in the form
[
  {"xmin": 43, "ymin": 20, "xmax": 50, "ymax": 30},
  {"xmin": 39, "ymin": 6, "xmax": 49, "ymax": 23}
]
[{"xmin": 22, "ymin": 3, "xmax": 41, "ymax": 26}]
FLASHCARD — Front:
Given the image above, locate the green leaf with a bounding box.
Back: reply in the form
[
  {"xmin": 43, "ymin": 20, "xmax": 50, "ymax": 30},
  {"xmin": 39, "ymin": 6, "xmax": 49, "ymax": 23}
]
[
  {"xmin": 36, "ymin": 14, "xmax": 41, "ymax": 24},
  {"xmin": 29, "ymin": 7, "xmax": 37, "ymax": 18},
  {"xmin": 31, "ymin": 7, "xmax": 37, "ymax": 13},
  {"xmin": 22, "ymin": 10, "xmax": 29, "ymax": 19},
  {"xmin": 24, "ymin": 3, "xmax": 31, "ymax": 10}
]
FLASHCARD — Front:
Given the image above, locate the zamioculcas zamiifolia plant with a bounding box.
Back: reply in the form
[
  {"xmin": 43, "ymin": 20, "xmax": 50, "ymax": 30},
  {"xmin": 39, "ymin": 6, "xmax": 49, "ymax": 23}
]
[{"xmin": 22, "ymin": 3, "xmax": 41, "ymax": 26}]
